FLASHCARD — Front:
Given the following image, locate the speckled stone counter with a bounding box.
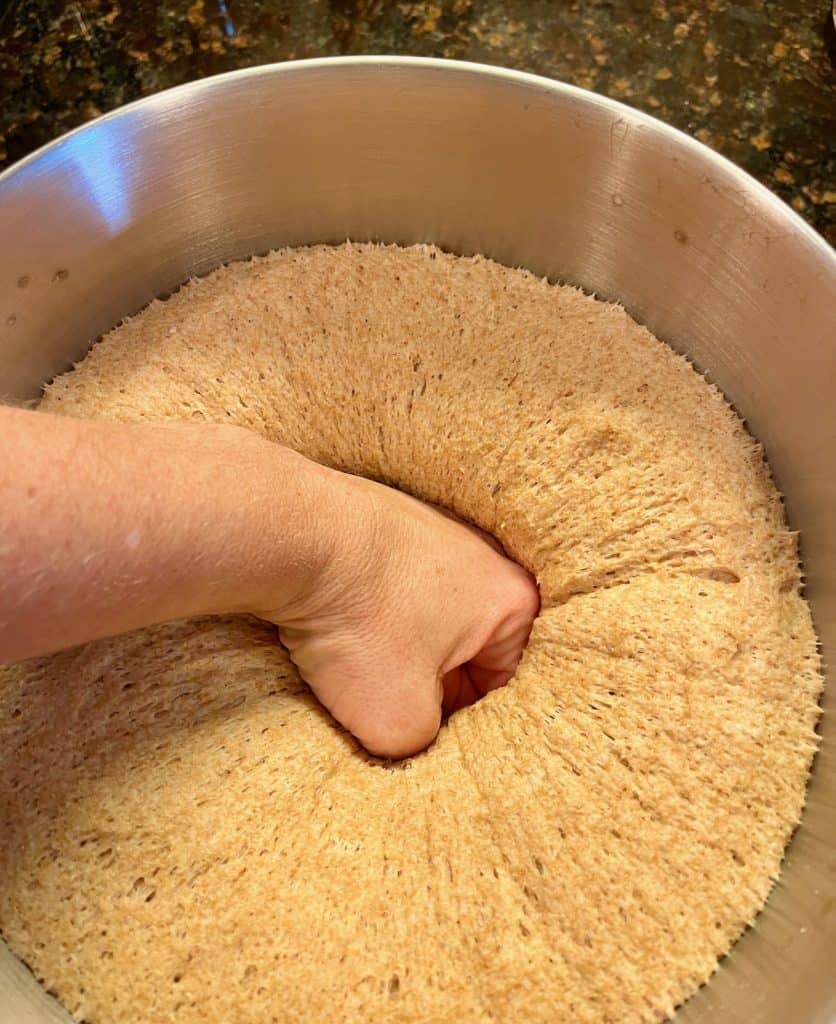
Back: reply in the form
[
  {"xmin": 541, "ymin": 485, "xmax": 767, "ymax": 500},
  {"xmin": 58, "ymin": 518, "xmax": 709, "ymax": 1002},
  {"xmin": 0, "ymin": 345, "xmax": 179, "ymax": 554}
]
[{"xmin": 1, "ymin": 0, "xmax": 833, "ymax": 244}]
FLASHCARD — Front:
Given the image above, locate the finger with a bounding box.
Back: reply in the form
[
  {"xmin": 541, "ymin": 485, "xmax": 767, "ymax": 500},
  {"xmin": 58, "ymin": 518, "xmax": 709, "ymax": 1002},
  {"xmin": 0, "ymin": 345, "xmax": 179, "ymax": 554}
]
[
  {"xmin": 352, "ymin": 681, "xmax": 443, "ymax": 759},
  {"xmin": 313, "ymin": 663, "xmax": 444, "ymax": 760},
  {"xmin": 441, "ymin": 663, "xmax": 480, "ymax": 716},
  {"xmin": 464, "ymin": 608, "xmax": 537, "ymax": 698}
]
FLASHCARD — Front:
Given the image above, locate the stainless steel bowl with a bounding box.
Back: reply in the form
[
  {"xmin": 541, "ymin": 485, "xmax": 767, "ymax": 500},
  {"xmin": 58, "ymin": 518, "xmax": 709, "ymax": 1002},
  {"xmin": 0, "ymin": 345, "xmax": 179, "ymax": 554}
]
[{"xmin": 0, "ymin": 57, "xmax": 834, "ymax": 1024}]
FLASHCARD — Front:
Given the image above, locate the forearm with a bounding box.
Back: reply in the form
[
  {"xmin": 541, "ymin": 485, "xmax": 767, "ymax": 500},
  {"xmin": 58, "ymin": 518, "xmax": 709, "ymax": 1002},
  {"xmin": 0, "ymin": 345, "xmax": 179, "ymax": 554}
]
[{"xmin": 0, "ymin": 407, "xmax": 337, "ymax": 661}]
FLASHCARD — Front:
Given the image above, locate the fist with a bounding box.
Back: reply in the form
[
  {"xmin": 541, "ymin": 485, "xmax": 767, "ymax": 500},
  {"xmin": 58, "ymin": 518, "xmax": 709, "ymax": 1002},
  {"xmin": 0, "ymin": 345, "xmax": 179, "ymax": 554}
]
[{"xmin": 263, "ymin": 473, "xmax": 540, "ymax": 758}]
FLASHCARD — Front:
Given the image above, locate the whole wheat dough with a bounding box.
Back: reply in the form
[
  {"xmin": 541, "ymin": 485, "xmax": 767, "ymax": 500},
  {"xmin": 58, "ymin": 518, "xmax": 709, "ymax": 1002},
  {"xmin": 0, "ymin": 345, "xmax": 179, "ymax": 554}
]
[{"xmin": 0, "ymin": 244, "xmax": 821, "ymax": 1024}]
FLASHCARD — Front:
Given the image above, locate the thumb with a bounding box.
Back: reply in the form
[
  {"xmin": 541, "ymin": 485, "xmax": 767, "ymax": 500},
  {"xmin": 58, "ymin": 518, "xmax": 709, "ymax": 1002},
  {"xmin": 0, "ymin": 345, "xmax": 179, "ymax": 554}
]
[{"xmin": 322, "ymin": 662, "xmax": 444, "ymax": 760}]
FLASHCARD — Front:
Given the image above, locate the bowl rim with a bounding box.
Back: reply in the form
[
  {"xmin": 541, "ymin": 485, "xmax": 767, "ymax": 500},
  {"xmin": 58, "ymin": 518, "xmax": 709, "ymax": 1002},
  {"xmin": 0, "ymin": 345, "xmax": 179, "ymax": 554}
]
[{"xmin": 1, "ymin": 54, "xmax": 834, "ymax": 273}]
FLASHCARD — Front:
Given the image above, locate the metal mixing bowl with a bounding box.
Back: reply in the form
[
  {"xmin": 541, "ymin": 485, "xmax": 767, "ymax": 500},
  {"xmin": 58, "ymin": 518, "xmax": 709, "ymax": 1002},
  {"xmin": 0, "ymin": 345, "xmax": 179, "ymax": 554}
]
[{"xmin": 0, "ymin": 57, "xmax": 834, "ymax": 1024}]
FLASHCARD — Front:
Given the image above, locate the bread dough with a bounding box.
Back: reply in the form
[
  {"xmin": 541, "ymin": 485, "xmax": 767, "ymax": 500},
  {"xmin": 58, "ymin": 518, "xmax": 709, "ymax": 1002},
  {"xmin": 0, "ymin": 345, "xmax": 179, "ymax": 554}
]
[{"xmin": 0, "ymin": 244, "xmax": 821, "ymax": 1024}]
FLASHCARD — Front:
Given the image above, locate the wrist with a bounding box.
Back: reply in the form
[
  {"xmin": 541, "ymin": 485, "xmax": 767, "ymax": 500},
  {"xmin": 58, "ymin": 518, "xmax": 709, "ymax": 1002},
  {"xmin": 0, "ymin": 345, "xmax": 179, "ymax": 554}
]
[{"xmin": 219, "ymin": 436, "xmax": 349, "ymax": 623}]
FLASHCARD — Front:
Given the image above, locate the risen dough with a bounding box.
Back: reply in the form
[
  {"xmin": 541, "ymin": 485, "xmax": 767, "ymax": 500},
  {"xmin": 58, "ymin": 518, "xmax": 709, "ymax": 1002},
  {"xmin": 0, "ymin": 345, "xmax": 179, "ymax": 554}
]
[{"xmin": 0, "ymin": 245, "xmax": 821, "ymax": 1024}]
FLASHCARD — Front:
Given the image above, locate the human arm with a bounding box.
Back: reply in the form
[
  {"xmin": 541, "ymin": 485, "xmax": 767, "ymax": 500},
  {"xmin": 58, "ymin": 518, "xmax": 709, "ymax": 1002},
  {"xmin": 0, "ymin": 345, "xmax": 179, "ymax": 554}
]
[{"xmin": 0, "ymin": 406, "xmax": 539, "ymax": 756}]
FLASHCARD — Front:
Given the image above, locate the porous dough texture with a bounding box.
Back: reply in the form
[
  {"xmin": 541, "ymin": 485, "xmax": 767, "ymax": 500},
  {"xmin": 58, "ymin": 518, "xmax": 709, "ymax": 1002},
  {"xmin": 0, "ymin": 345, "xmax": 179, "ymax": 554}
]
[{"xmin": 0, "ymin": 244, "xmax": 822, "ymax": 1024}]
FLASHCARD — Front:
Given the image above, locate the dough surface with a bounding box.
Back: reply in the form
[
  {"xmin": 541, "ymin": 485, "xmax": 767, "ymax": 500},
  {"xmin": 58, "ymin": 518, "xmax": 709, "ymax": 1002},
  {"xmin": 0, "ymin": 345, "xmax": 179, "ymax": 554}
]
[{"xmin": 0, "ymin": 244, "xmax": 821, "ymax": 1024}]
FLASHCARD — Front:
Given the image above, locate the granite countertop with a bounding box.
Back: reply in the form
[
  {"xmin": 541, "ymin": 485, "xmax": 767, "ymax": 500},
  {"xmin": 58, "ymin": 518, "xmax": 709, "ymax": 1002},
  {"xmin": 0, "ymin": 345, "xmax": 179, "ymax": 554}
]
[{"xmin": 1, "ymin": 0, "xmax": 833, "ymax": 245}]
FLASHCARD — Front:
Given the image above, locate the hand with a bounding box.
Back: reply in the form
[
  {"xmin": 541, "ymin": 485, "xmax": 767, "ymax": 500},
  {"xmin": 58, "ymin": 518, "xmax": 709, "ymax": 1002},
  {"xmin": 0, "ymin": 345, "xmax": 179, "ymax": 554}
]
[
  {"xmin": 0, "ymin": 409, "xmax": 538, "ymax": 760},
  {"xmin": 255, "ymin": 472, "xmax": 540, "ymax": 759}
]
